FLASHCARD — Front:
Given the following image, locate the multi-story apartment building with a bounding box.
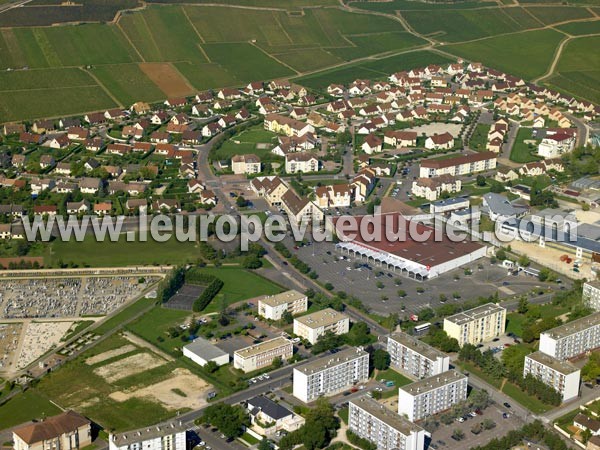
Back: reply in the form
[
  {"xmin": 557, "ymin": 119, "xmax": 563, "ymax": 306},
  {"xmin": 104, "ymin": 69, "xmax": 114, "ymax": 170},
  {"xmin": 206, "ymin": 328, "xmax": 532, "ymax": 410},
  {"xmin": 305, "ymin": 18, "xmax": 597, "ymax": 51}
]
[
  {"xmin": 264, "ymin": 113, "xmax": 315, "ymax": 137},
  {"xmin": 387, "ymin": 332, "xmax": 450, "ymax": 379},
  {"xmin": 397, "ymin": 370, "xmax": 468, "ymax": 421},
  {"xmin": 285, "ymin": 152, "xmax": 320, "ymax": 174},
  {"xmin": 582, "ymin": 281, "xmax": 600, "ymax": 311},
  {"xmin": 443, "ymin": 303, "xmax": 506, "ymax": 346},
  {"xmin": 539, "ymin": 311, "xmax": 600, "ymax": 360},
  {"xmin": 293, "ymin": 308, "xmax": 350, "ymax": 344},
  {"xmin": 523, "ymin": 351, "xmax": 580, "ymax": 401},
  {"xmin": 233, "ymin": 337, "xmax": 293, "ymax": 373},
  {"xmin": 293, "ymin": 347, "xmax": 369, "ymax": 402},
  {"xmin": 258, "ymin": 290, "xmax": 308, "ymax": 321},
  {"xmin": 419, "ymin": 152, "xmax": 497, "ymax": 178},
  {"xmin": 109, "ymin": 422, "xmax": 187, "ymax": 450},
  {"xmin": 349, "ymin": 396, "xmax": 425, "ymax": 450},
  {"xmin": 232, "ymin": 154, "xmax": 261, "ymax": 174}
]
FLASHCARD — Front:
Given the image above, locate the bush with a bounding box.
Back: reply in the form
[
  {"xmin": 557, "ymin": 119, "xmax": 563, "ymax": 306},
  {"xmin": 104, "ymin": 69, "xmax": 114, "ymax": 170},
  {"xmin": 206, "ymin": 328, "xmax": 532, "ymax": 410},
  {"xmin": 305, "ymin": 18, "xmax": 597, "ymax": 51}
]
[
  {"xmin": 191, "ymin": 275, "xmax": 224, "ymax": 312},
  {"xmin": 346, "ymin": 430, "xmax": 376, "ymax": 450}
]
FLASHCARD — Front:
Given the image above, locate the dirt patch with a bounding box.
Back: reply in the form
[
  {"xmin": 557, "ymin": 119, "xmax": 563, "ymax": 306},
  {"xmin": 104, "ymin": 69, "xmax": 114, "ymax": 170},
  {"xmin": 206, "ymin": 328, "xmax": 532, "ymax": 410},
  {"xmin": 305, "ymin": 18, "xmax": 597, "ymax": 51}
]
[
  {"xmin": 109, "ymin": 367, "xmax": 211, "ymax": 410},
  {"xmin": 94, "ymin": 352, "xmax": 165, "ymax": 383},
  {"xmin": 86, "ymin": 344, "xmax": 137, "ymax": 366},
  {"xmin": 139, "ymin": 62, "xmax": 194, "ymax": 98}
]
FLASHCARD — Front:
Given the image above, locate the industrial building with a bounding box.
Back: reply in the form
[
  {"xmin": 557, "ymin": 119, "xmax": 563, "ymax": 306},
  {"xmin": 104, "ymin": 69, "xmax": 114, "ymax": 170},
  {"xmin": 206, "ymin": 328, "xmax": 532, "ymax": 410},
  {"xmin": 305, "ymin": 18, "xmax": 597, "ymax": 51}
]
[
  {"xmin": 183, "ymin": 337, "xmax": 229, "ymax": 367},
  {"xmin": 443, "ymin": 303, "xmax": 506, "ymax": 346},
  {"xmin": 387, "ymin": 332, "xmax": 450, "ymax": 379},
  {"xmin": 397, "ymin": 370, "xmax": 468, "ymax": 421},
  {"xmin": 349, "ymin": 396, "xmax": 426, "ymax": 450},
  {"xmin": 293, "ymin": 347, "xmax": 369, "ymax": 403},
  {"xmin": 334, "ymin": 213, "xmax": 487, "ymax": 280}
]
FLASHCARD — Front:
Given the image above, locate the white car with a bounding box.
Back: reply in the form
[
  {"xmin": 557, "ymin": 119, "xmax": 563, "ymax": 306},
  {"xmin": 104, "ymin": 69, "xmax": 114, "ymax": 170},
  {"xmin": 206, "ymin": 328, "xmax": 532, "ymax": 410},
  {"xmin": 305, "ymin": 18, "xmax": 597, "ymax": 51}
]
[{"xmin": 199, "ymin": 441, "xmax": 205, "ymax": 446}]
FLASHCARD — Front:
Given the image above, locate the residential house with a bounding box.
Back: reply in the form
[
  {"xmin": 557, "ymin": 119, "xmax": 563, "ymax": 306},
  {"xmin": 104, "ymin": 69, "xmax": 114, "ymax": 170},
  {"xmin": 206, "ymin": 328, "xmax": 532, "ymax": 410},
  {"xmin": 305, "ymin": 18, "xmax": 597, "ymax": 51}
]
[{"xmin": 285, "ymin": 152, "xmax": 319, "ymax": 174}]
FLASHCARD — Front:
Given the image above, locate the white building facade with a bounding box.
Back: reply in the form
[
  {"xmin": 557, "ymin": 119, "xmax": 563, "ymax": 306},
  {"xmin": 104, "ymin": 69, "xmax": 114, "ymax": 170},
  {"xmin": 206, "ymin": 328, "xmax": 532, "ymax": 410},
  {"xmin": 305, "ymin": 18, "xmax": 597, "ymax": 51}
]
[
  {"xmin": 523, "ymin": 351, "xmax": 580, "ymax": 402},
  {"xmin": 258, "ymin": 290, "xmax": 308, "ymax": 321},
  {"xmin": 539, "ymin": 312, "xmax": 600, "ymax": 360},
  {"xmin": 387, "ymin": 332, "xmax": 450, "ymax": 379},
  {"xmin": 233, "ymin": 337, "xmax": 293, "ymax": 373},
  {"xmin": 293, "ymin": 308, "xmax": 350, "ymax": 344}
]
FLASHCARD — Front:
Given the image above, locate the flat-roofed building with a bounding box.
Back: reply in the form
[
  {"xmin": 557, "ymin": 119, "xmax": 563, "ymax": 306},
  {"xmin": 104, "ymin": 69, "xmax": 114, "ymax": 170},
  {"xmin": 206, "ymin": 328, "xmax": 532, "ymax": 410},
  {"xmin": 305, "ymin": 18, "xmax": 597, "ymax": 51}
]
[
  {"xmin": 523, "ymin": 351, "xmax": 580, "ymax": 401},
  {"xmin": 443, "ymin": 303, "xmax": 506, "ymax": 346},
  {"xmin": 293, "ymin": 308, "xmax": 350, "ymax": 344},
  {"xmin": 349, "ymin": 396, "xmax": 425, "ymax": 450},
  {"xmin": 183, "ymin": 337, "xmax": 229, "ymax": 367},
  {"xmin": 387, "ymin": 332, "xmax": 450, "ymax": 379},
  {"xmin": 234, "ymin": 336, "xmax": 293, "ymax": 373},
  {"xmin": 109, "ymin": 421, "xmax": 187, "ymax": 450},
  {"xmin": 13, "ymin": 411, "xmax": 91, "ymax": 450},
  {"xmin": 539, "ymin": 311, "xmax": 600, "ymax": 360},
  {"xmin": 258, "ymin": 290, "xmax": 308, "ymax": 321},
  {"xmin": 397, "ymin": 369, "xmax": 468, "ymax": 421},
  {"xmin": 293, "ymin": 347, "xmax": 369, "ymax": 403},
  {"xmin": 582, "ymin": 281, "xmax": 600, "ymax": 311}
]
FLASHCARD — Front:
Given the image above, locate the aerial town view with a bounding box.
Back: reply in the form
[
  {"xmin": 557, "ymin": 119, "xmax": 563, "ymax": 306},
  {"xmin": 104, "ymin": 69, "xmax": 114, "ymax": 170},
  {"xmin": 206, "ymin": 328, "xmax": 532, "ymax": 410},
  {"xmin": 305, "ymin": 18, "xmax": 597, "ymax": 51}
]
[{"xmin": 0, "ymin": 0, "xmax": 600, "ymax": 449}]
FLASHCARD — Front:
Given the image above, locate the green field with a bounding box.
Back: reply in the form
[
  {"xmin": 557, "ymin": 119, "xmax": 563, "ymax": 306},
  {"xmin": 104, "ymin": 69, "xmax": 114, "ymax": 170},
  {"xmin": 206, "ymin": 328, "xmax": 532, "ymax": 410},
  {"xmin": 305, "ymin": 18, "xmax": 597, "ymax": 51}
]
[
  {"xmin": 296, "ymin": 50, "xmax": 452, "ymax": 89},
  {"xmin": 90, "ymin": 64, "xmax": 166, "ymax": 105},
  {"xmin": 0, "ymin": 389, "xmax": 62, "ymax": 428},
  {"xmin": 93, "ymin": 296, "xmax": 157, "ymax": 335},
  {"xmin": 126, "ymin": 306, "xmax": 191, "ymax": 356},
  {"xmin": 524, "ymin": 6, "xmax": 592, "ymax": 25},
  {"xmin": 445, "ymin": 29, "xmax": 563, "ymax": 79},
  {"xmin": 48, "ymin": 234, "xmax": 203, "ymax": 268},
  {"xmin": 509, "ymin": 127, "xmax": 540, "ymax": 163},
  {"xmin": 192, "ymin": 266, "xmax": 283, "ymax": 312},
  {"xmin": 350, "ymin": 0, "xmax": 497, "ymax": 12},
  {"xmin": 403, "ymin": 7, "xmax": 538, "ymax": 42},
  {"xmin": 548, "ymin": 36, "xmax": 600, "ymax": 103},
  {"xmin": 556, "ymin": 19, "xmax": 600, "ymax": 35}
]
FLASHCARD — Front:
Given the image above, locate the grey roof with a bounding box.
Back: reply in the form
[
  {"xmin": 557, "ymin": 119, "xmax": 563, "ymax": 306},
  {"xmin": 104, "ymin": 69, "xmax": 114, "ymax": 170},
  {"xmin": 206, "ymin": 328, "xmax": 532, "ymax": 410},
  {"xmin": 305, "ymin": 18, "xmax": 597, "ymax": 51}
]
[
  {"xmin": 350, "ymin": 396, "xmax": 423, "ymax": 436},
  {"xmin": 247, "ymin": 396, "xmax": 293, "ymax": 421},
  {"xmin": 110, "ymin": 421, "xmax": 187, "ymax": 447},
  {"xmin": 399, "ymin": 369, "xmax": 467, "ymax": 396},
  {"xmin": 294, "ymin": 347, "xmax": 368, "ymax": 375},
  {"xmin": 540, "ymin": 311, "xmax": 600, "ymax": 340},
  {"xmin": 526, "ymin": 351, "xmax": 579, "ymax": 375},
  {"xmin": 445, "ymin": 303, "xmax": 505, "ymax": 325},
  {"xmin": 388, "ymin": 332, "xmax": 447, "ymax": 362},
  {"xmin": 483, "ymin": 193, "xmax": 527, "ymax": 217},
  {"xmin": 431, "ymin": 197, "xmax": 469, "ymax": 207},
  {"xmin": 184, "ymin": 337, "xmax": 228, "ymax": 361}
]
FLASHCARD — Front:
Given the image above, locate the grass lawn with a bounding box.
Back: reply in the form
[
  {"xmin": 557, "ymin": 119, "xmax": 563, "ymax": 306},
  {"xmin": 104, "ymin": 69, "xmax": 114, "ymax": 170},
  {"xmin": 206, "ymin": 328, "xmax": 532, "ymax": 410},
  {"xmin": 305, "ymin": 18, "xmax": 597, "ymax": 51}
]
[
  {"xmin": 0, "ymin": 389, "xmax": 62, "ymax": 428},
  {"xmin": 338, "ymin": 406, "xmax": 349, "ymax": 424},
  {"xmin": 509, "ymin": 127, "xmax": 540, "ymax": 163},
  {"xmin": 456, "ymin": 361, "xmax": 502, "ymax": 389},
  {"xmin": 240, "ymin": 432, "xmax": 260, "ymax": 445},
  {"xmin": 93, "ymin": 296, "xmax": 157, "ymax": 335},
  {"xmin": 376, "ymin": 368, "xmax": 412, "ymax": 387},
  {"xmin": 469, "ymin": 123, "xmax": 491, "ymax": 151},
  {"xmin": 501, "ymin": 381, "xmax": 551, "ymax": 414},
  {"xmin": 192, "ymin": 266, "xmax": 283, "ymax": 313},
  {"xmin": 505, "ymin": 312, "xmax": 527, "ymax": 337},
  {"xmin": 126, "ymin": 306, "xmax": 192, "ymax": 356},
  {"xmin": 48, "ymin": 234, "xmax": 203, "ymax": 267}
]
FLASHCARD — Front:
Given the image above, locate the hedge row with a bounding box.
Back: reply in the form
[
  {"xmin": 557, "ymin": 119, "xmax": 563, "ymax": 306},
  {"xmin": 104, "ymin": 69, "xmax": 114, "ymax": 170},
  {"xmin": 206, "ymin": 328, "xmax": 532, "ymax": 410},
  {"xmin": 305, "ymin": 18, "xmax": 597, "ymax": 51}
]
[{"xmin": 192, "ymin": 275, "xmax": 224, "ymax": 312}]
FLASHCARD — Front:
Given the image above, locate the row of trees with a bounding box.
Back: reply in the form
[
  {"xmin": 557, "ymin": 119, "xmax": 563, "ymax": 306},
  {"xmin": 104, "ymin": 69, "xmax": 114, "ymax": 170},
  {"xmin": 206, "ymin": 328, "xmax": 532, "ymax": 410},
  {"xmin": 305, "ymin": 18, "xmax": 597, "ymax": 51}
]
[{"xmin": 278, "ymin": 399, "xmax": 339, "ymax": 450}]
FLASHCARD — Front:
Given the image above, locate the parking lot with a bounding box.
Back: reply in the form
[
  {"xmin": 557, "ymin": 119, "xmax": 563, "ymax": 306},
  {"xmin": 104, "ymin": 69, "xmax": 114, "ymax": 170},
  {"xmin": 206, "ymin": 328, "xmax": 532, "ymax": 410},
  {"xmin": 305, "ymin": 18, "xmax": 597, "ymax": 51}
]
[
  {"xmin": 427, "ymin": 403, "xmax": 523, "ymax": 450},
  {"xmin": 290, "ymin": 239, "xmax": 559, "ymax": 316}
]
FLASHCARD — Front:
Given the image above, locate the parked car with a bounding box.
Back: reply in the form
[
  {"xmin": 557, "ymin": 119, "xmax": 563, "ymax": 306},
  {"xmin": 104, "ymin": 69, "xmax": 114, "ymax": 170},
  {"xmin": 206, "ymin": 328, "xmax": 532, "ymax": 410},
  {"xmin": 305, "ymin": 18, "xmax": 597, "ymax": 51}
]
[{"xmin": 503, "ymin": 402, "xmax": 511, "ymax": 408}]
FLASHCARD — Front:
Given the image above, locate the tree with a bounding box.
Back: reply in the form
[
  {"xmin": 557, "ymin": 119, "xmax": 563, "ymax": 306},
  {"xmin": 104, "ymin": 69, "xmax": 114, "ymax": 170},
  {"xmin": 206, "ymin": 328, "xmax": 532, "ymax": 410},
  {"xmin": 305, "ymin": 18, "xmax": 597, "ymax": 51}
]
[
  {"xmin": 346, "ymin": 322, "xmax": 372, "ymax": 346},
  {"xmin": 452, "ymin": 429, "xmax": 465, "ymax": 441},
  {"xmin": 281, "ymin": 310, "xmax": 294, "ymax": 325},
  {"xmin": 518, "ymin": 254, "xmax": 530, "ymax": 267},
  {"xmin": 204, "ymin": 360, "xmax": 219, "ymax": 373},
  {"xmin": 373, "ymin": 349, "xmax": 391, "ymax": 370},
  {"xmin": 271, "ymin": 356, "xmax": 283, "ymax": 369},
  {"xmin": 242, "ymin": 255, "xmax": 262, "ymax": 269},
  {"xmin": 201, "ymin": 403, "xmax": 250, "ymax": 439},
  {"xmin": 397, "ymin": 289, "xmax": 407, "ymax": 298},
  {"xmin": 469, "ymin": 389, "xmax": 491, "ymax": 410},
  {"xmin": 582, "ymin": 352, "xmax": 600, "ymax": 382},
  {"xmin": 236, "ymin": 195, "xmax": 248, "ymax": 208},
  {"xmin": 476, "ymin": 175, "xmax": 486, "ymax": 186},
  {"xmin": 517, "ymin": 297, "xmax": 529, "ymax": 314},
  {"xmin": 482, "ymin": 418, "xmax": 496, "ymax": 430},
  {"xmin": 258, "ymin": 438, "xmax": 272, "ymax": 450}
]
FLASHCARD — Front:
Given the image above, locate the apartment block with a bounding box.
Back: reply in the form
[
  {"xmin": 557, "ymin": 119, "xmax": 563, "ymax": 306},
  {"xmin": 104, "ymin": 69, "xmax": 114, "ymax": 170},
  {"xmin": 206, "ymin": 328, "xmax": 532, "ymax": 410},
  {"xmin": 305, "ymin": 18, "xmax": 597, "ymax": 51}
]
[
  {"xmin": 397, "ymin": 370, "xmax": 468, "ymax": 421},
  {"xmin": 258, "ymin": 290, "xmax": 308, "ymax": 321},
  {"xmin": 583, "ymin": 281, "xmax": 600, "ymax": 311},
  {"xmin": 443, "ymin": 303, "xmax": 506, "ymax": 346},
  {"xmin": 419, "ymin": 152, "xmax": 497, "ymax": 178},
  {"xmin": 523, "ymin": 351, "xmax": 580, "ymax": 401},
  {"xmin": 539, "ymin": 311, "xmax": 600, "ymax": 360},
  {"xmin": 233, "ymin": 336, "xmax": 293, "ymax": 373},
  {"xmin": 293, "ymin": 308, "xmax": 350, "ymax": 344},
  {"xmin": 387, "ymin": 332, "xmax": 450, "ymax": 379},
  {"xmin": 349, "ymin": 396, "xmax": 425, "ymax": 450},
  {"xmin": 293, "ymin": 347, "xmax": 369, "ymax": 403},
  {"xmin": 109, "ymin": 421, "xmax": 187, "ymax": 450}
]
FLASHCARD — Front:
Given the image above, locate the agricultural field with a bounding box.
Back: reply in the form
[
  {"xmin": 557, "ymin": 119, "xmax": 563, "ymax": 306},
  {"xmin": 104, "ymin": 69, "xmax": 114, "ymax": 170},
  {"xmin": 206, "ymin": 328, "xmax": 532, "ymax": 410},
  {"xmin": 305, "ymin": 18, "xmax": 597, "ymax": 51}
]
[
  {"xmin": 148, "ymin": 0, "xmax": 338, "ymax": 6},
  {"xmin": 444, "ymin": 29, "xmax": 564, "ymax": 80},
  {"xmin": 547, "ymin": 36, "xmax": 600, "ymax": 103},
  {"xmin": 89, "ymin": 64, "xmax": 166, "ymax": 105},
  {"xmin": 556, "ymin": 19, "xmax": 600, "ymax": 35},
  {"xmin": 524, "ymin": 6, "xmax": 592, "ymax": 25},
  {"xmin": 402, "ymin": 7, "xmax": 539, "ymax": 42},
  {"xmin": 329, "ymin": 31, "xmax": 427, "ymax": 60},
  {"xmin": 349, "ymin": 0, "xmax": 496, "ymax": 12},
  {"xmin": 296, "ymin": 50, "xmax": 452, "ymax": 89}
]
